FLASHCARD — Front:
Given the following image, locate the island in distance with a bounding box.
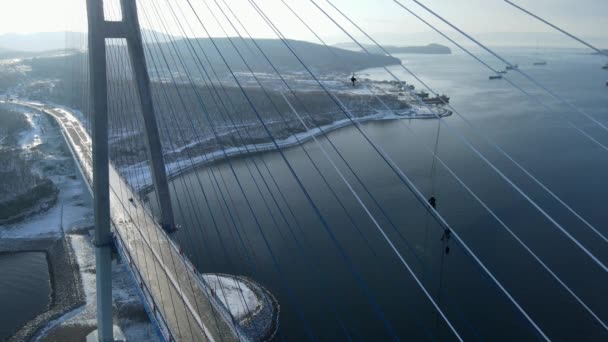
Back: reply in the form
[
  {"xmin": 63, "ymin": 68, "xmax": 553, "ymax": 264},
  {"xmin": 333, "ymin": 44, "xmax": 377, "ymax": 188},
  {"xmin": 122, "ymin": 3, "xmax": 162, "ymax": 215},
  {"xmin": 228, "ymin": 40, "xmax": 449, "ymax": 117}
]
[{"xmin": 333, "ymin": 42, "xmax": 452, "ymax": 55}]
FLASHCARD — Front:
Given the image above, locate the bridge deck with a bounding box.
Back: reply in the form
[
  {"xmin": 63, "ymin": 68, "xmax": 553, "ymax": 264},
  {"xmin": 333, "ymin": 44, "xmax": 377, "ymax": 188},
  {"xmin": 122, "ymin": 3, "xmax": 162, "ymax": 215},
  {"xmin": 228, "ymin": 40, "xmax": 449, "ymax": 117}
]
[{"xmin": 31, "ymin": 104, "xmax": 242, "ymax": 342}]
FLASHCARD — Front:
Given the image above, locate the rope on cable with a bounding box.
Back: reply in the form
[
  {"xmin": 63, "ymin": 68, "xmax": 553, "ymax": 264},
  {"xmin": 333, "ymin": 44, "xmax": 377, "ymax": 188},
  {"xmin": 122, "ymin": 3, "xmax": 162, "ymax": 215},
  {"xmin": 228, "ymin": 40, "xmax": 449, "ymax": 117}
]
[{"xmin": 435, "ymin": 225, "xmax": 451, "ymax": 334}]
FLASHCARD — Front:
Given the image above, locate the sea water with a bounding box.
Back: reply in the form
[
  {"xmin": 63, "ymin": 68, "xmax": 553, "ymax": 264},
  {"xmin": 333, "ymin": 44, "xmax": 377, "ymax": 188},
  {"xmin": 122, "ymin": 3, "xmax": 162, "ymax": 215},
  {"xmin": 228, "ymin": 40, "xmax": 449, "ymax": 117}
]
[{"xmin": 153, "ymin": 47, "xmax": 608, "ymax": 340}]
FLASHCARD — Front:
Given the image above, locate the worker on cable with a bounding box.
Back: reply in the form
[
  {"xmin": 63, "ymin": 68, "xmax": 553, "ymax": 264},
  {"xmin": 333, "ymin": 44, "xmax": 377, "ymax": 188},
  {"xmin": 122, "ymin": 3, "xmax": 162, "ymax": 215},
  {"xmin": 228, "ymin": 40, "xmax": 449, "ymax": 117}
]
[
  {"xmin": 350, "ymin": 74, "xmax": 357, "ymax": 87},
  {"xmin": 428, "ymin": 196, "xmax": 436, "ymax": 209},
  {"xmin": 441, "ymin": 228, "xmax": 451, "ymax": 255}
]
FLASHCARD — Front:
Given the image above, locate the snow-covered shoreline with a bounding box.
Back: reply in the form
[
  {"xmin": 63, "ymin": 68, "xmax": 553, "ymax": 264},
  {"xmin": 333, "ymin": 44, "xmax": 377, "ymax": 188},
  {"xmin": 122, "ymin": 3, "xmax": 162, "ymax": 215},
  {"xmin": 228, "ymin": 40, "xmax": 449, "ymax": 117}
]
[
  {"xmin": 6, "ymin": 97, "xmax": 451, "ymax": 196},
  {"xmin": 127, "ymin": 106, "xmax": 451, "ymax": 193}
]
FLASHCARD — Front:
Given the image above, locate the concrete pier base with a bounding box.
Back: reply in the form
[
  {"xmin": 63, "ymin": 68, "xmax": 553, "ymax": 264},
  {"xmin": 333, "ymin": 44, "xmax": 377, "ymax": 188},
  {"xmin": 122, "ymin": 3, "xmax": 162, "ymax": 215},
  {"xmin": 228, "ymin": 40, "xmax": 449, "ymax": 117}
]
[{"xmin": 86, "ymin": 325, "xmax": 126, "ymax": 342}]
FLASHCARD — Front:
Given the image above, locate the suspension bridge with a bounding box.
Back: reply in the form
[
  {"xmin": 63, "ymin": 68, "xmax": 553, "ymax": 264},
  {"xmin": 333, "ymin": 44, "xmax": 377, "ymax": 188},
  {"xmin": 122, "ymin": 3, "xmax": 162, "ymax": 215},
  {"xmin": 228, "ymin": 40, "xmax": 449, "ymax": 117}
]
[
  {"xmin": 16, "ymin": 102, "xmax": 247, "ymax": 341},
  {"xmin": 4, "ymin": 0, "xmax": 607, "ymax": 340}
]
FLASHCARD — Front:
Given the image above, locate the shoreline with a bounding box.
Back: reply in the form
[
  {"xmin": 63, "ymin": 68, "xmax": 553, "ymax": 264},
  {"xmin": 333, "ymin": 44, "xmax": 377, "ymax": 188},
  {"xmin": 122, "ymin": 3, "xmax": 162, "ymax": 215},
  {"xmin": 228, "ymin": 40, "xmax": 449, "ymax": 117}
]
[{"xmin": 130, "ymin": 106, "xmax": 452, "ymax": 195}]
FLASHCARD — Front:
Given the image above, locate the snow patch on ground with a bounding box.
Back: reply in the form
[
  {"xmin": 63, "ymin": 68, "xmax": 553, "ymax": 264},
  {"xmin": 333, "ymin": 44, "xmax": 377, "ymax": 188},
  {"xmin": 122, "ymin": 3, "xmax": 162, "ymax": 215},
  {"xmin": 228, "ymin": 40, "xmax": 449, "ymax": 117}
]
[
  {"xmin": 0, "ymin": 176, "xmax": 92, "ymax": 239},
  {"xmin": 0, "ymin": 108, "xmax": 93, "ymax": 239},
  {"xmin": 18, "ymin": 110, "xmax": 42, "ymax": 149},
  {"xmin": 203, "ymin": 274, "xmax": 261, "ymax": 322}
]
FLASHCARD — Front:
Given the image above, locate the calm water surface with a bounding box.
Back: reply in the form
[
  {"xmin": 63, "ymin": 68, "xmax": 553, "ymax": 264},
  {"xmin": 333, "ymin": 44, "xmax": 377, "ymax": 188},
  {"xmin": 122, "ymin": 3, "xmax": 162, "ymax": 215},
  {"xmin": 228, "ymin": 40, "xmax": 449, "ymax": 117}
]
[
  {"xmin": 0, "ymin": 252, "xmax": 51, "ymax": 340},
  {"xmin": 151, "ymin": 47, "xmax": 608, "ymax": 340}
]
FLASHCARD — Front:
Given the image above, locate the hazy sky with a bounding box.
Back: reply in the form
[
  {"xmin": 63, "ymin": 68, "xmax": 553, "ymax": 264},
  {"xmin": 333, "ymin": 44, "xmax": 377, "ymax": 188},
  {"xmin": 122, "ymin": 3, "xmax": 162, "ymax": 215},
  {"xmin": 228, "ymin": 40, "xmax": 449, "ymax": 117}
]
[{"xmin": 0, "ymin": 0, "xmax": 606, "ymax": 45}]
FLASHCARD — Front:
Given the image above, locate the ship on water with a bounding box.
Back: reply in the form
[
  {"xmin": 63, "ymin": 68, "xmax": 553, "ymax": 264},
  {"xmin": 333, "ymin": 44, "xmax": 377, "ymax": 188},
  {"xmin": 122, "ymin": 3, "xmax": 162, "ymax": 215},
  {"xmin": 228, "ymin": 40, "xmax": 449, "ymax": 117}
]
[
  {"xmin": 415, "ymin": 91, "xmax": 430, "ymax": 99},
  {"xmin": 423, "ymin": 94, "xmax": 450, "ymax": 105}
]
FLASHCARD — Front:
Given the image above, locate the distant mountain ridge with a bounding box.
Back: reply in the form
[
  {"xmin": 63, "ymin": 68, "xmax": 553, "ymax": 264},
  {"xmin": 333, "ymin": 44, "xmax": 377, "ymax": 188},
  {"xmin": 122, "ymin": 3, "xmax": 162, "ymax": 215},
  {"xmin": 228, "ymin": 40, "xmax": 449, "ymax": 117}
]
[
  {"xmin": 0, "ymin": 30, "xmax": 179, "ymax": 52},
  {"xmin": 0, "ymin": 32, "xmax": 81, "ymax": 52},
  {"xmin": 0, "ymin": 50, "xmax": 35, "ymax": 59},
  {"xmin": 381, "ymin": 43, "xmax": 451, "ymax": 54},
  {"xmin": 150, "ymin": 38, "xmax": 401, "ymax": 73},
  {"xmin": 0, "ymin": 47, "xmax": 79, "ymax": 60},
  {"xmin": 334, "ymin": 42, "xmax": 451, "ymax": 55},
  {"xmin": 23, "ymin": 37, "xmax": 401, "ymax": 80},
  {"xmin": 0, "ymin": 32, "xmax": 401, "ymax": 73}
]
